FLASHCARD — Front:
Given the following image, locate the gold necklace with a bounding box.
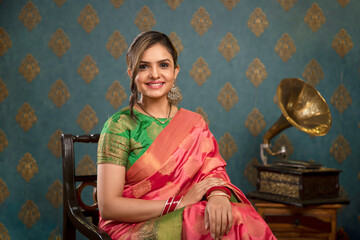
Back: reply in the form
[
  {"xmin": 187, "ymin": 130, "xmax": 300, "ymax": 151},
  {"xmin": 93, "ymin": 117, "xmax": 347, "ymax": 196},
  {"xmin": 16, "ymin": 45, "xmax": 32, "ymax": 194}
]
[{"xmin": 137, "ymin": 102, "xmax": 172, "ymax": 124}]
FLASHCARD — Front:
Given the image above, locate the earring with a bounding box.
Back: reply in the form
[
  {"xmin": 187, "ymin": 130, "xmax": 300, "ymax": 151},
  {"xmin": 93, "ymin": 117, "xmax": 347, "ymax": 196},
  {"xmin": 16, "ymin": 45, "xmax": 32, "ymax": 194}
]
[{"xmin": 167, "ymin": 81, "xmax": 182, "ymax": 105}]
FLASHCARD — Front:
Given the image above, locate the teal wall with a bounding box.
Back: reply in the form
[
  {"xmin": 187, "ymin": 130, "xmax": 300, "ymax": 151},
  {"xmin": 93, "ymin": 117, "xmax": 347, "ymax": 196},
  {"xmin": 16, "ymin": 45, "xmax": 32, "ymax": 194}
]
[{"xmin": 0, "ymin": 0, "xmax": 359, "ymax": 239}]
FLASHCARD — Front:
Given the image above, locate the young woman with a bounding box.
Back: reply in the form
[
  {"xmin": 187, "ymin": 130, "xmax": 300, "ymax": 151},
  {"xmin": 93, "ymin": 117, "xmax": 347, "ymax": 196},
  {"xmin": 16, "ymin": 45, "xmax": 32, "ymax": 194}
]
[{"xmin": 97, "ymin": 31, "xmax": 276, "ymax": 240}]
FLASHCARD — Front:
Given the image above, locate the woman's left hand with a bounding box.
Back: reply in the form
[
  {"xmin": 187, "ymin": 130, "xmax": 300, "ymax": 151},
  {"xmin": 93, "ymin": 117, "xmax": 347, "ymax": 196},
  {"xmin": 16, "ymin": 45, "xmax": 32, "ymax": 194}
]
[{"xmin": 204, "ymin": 193, "xmax": 233, "ymax": 240}]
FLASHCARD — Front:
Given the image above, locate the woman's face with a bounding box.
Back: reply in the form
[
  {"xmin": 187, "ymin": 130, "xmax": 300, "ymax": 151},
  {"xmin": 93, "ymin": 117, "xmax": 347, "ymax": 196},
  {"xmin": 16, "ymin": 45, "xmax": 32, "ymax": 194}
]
[{"xmin": 129, "ymin": 43, "xmax": 180, "ymax": 102}]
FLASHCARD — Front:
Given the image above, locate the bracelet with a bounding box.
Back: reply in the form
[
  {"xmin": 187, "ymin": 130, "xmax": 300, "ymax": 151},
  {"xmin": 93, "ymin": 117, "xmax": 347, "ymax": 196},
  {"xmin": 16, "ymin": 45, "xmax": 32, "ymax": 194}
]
[
  {"xmin": 161, "ymin": 195, "xmax": 183, "ymax": 216},
  {"xmin": 207, "ymin": 192, "xmax": 230, "ymax": 200},
  {"xmin": 205, "ymin": 186, "xmax": 231, "ymax": 199}
]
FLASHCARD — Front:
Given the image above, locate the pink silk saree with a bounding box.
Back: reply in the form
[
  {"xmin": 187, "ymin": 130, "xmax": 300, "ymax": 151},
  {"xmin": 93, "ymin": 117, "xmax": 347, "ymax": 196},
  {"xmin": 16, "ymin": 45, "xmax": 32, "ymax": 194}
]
[{"xmin": 99, "ymin": 109, "xmax": 276, "ymax": 239}]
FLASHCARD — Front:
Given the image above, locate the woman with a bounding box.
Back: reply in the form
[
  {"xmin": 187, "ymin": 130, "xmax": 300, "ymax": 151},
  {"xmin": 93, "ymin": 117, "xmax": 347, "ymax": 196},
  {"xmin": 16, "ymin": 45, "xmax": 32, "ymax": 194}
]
[{"xmin": 97, "ymin": 31, "xmax": 276, "ymax": 240}]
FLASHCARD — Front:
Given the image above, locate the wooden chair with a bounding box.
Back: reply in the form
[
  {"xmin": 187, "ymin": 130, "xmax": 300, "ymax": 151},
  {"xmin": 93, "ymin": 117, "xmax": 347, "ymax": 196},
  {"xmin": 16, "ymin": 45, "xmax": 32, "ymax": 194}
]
[{"xmin": 61, "ymin": 133, "xmax": 111, "ymax": 240}]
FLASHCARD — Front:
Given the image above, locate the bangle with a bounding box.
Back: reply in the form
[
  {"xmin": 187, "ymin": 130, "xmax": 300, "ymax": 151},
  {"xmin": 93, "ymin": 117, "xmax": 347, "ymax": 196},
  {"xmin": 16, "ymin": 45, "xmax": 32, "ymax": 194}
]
[
  {"xmin": 161, "ymin": 195, "xmax": 183, "ymax": 216},
  {"xmin": 161, "ymin": 197, "xmax": 172, "ymax": 216},
  {"xmin": 207, "ymin": 192, "xmax": 230, "ymax": 200},
  {"xmin": 205, "ymin": 186, "xmax": 231, "ymax": 199},
  {"xmin": 168, "ymin": 195, "xmax": 183, "ymax": 213}
]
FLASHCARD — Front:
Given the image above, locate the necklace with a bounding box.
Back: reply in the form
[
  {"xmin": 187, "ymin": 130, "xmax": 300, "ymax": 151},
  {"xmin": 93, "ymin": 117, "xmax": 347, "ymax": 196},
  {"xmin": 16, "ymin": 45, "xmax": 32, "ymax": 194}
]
[{"xmin": 137, "ymin": 102, "xmax": 172, "ymax": 124}]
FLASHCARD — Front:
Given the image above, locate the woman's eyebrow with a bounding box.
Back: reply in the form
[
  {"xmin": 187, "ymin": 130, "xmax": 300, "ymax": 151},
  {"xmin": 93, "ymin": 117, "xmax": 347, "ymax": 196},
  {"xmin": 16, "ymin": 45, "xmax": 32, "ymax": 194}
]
[{"xmin": 140, "ymin": 59, "xmax": 172, "ymax": 64}]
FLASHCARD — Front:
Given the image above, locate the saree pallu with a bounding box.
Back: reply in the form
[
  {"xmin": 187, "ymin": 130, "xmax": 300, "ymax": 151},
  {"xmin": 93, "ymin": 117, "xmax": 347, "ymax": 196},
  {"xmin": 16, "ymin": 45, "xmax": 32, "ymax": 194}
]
[{"xmin": 99, "ymin": 109, "xmax": 276, "ymax": 240}]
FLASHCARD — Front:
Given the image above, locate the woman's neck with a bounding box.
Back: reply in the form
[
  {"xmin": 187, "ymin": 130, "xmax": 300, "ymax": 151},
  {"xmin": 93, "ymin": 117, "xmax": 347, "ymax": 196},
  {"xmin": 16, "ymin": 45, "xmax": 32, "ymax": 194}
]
[{"xmin": 137, "ymin": 97, "xmax": 171, "ymax": 118}]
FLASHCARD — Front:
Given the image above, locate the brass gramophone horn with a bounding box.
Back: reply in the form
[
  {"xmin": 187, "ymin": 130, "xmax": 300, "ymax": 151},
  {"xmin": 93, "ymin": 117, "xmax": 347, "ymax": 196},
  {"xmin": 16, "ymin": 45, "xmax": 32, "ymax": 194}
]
[{"xmin": 260, "ymin": 78, "xmax": 332, "ymax": 165}]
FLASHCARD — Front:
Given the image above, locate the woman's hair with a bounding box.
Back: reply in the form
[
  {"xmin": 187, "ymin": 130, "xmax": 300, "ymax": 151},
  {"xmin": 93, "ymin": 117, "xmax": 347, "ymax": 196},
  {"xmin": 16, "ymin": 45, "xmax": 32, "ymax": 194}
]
[{"xmin": 126, "ymin": 31, "xmax": 178, "ymax": 120}]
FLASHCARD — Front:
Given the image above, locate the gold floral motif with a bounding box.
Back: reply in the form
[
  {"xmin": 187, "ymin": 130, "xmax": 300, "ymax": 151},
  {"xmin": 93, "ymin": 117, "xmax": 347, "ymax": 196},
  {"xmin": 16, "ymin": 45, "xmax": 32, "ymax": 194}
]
[
  {"xmin": 78, "ymin": 4, "xmax": 99, "ymax": 33},
  {"xmin": 246, "ymin": 58, "xmax": 267, "ymax": 87},
  {"xmin": 110, "ymin": 0, "xmax": 125, "ymax": 9},
  {"xmin": 190, "ymin": 57, "xmax": 211, "ymax": 86},
  {"xmin": 146, "ymin": 122, "xmax": 163, "ymax": 141},
  {"xmin": 78, "ymin": 55, "xmax": 99, "ymax": 83},
  {"xmin": 330, "ymin": 135, "xmax": 351, "ymax": 163},
  {"xmin": 303, "ymin": 59, "xmax": 324, "ymax": 86},
  {"xmin": 18, "ymin": 1, "xmax": 42, "ymax": 31},
  {"xmin": 47, "ymin": 129, "xmax": 62, "ymax": 158},
  {"xmin": 338, "ymin": 0, "xmax": 350, "ymax": 8},
  {"xmin": 135, "ymin": 6, "xmax": 156, "ymax": 32},
  {"xmin": 0, "ymin": 223, "xmax": 10, "ymax": 240},
  {"xmin": 130, "ymin": 138, "xmax": 142, "ymax": 156},
  {"xmin": 304, "ymin": 3, "xmax": 325, "ymax": 32},
  {"xmin": 19, "ymin": 54, "xmax": 40, "ymax": 83},
  {"xmin": 0, "ymin": 78, "xmax": 8, "ymax": 103},
  {"xmin": 332, "ymin": 29, "xmax": 353, "ymax": 58},
  {"xmin": 106, "ymin": 80, "xmax": 127, "ymax": 109},
  {"xmin": 331, "ymin": 84, "xmax": 352, "ymax": 114},
  {"xmin": 46, "ymin": 180, "xmax": 63, "ymax": 208},
  {"xmin": 48, "ymin": 29, "xmax": 71, "ymax": 58},
  {"xmin": 17, "ymin": 153, "xmax": 38, "ymax": 182},
  {"xmin": 217, "ymin": 82, "xmax": 238, "ymax": 111},
  {"xmin": 273, "ymin": 134, "xmax": 294, "ymax": 157},
  {"xmin": 77, "ymin": 105, "xmax": 98, "ymax": 133},
  {"xmin": 247, "ymin": 8, "xmax": 268, "ymax": 37},
  {"xmin": 218, "ymin": 33, "xmax": 239, "ymax": 62},
  {"xmin": 48, "ymin": 226, "xmax": 61, "ymax": 240},
  {"xmin": 277, "ymin": 0, "xmax": 298, "ymax": 11},
  {"xmin": 169, "ymin": 32, "xmax": 183, "ymax": 54},
  {"xmin": 0, "ymin": 129, "xmax": 7, "ymax": 153},
  {"xmin": 219, "ymin": 132, "xmax": 237, "ymax": 161},
  {"xmin": 132, "ymin": 180, "xmax": 152, "ymax": 198},
  {"xmin": 48, "ymin": 79, "xmax": 70, "ymax": 108},
  {"xmin": 275, "ymin": 33, "xmax": 296, "ymax": 62},
  {"xmin": 106, "ymin": 30, "xmax": 127, "ymax": 60},
  {"xmin": 221, "ymin": 0, "xmax": 241, "ymax": 11},
  {"xmin": 191, "ymin": 7, "xmax": 212, "ymax": 36},
  {"xmin": 0, "ymin": 178, "xmax": 10, "ymax": 205},
  {"xmin": 245, "ymin": 108, "xmax": 266, "ymax": 137},
  {"xmin": 16, "ymin": 103, "xmax": 37, "ymax": 131},
  {"xmin": 165, "ymin": 0, "xmax": 183, "ymax": 10},
  {"xmin": 76, "ymin": 155, "xmax": 96, "ymax": 175},
  {"xmin": 0, "ymin": 27, "xmax": 12, "ymax": 56},
  {"xmin": 18, "ymin": 200, "xmax": 40, "ymax": 228},
  {"xmin": 244, "ymin": 158, "xmax": 259, "ymax": 187},
  {"xmin": 196, "ymin": 107, "xmax": 210, "ymax": 126},
  {"xmin": 53, "ymin": 0, "xmax": 66, "ymax": 7}
]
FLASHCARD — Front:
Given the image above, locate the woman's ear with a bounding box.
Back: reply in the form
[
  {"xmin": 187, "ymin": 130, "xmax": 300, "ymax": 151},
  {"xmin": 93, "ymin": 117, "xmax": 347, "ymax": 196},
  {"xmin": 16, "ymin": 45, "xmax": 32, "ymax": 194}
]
[
  {"xmin": 174, "ymin": 65, "xmax": 180, "ymax": 79},
  {"xmin": 127, "ymin": 68, "xmax": 132, "ymax": 78}
]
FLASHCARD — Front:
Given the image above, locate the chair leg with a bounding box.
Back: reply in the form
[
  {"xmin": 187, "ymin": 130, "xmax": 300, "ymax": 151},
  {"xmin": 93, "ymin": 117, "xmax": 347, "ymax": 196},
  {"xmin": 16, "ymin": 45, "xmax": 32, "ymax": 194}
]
[{"xmin": 63, "ymin": 211, "xmax": 76, "ymax": 240}]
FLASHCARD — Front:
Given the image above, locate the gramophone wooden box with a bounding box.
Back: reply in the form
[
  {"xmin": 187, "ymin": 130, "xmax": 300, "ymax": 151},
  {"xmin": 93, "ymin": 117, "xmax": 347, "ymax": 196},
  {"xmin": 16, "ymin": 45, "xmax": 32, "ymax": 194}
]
[{"xmin": 249, "ymin": 164, "xmax": 347, "ymax": 206}]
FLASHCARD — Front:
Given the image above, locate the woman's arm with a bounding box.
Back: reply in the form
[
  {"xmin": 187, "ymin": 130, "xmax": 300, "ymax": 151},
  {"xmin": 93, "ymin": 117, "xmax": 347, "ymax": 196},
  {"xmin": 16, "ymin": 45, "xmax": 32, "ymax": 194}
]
[{"xmin": 97, "ymin": 163, "xmax": 166, "ymax": 222}]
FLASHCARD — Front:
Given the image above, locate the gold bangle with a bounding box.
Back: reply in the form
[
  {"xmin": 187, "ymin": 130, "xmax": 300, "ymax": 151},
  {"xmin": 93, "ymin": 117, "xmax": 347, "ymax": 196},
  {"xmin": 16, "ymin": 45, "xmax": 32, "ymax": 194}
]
[{"xmin": 207, "ymin": 192, "xmax": 230, "ymax": 200}]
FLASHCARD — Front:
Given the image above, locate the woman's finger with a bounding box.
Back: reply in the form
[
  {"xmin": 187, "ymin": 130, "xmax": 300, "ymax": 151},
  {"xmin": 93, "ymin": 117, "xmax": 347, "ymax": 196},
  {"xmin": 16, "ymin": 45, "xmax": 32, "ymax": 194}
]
[
  {"xmin": 204, "ymin": 206, "xmax": 210, "ymax": 230},
  {"xmin": 226, "ymin": 208, "xmax": 233, "ymax": 235}
]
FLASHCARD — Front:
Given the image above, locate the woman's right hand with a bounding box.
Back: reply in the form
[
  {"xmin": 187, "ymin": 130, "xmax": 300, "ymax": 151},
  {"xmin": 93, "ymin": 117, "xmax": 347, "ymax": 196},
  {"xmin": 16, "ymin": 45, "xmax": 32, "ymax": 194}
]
[{"xmin": 177, "ymin": 177, "xmax": 225, "ymax": 209}]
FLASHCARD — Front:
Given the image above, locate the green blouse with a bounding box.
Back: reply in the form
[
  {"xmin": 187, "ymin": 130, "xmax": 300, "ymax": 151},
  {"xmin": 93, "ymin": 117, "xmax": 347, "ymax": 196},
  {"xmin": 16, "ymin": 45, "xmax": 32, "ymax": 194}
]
[{"xmin": 97, "ymin": 106, "xmax": 172, "ymax": 169}]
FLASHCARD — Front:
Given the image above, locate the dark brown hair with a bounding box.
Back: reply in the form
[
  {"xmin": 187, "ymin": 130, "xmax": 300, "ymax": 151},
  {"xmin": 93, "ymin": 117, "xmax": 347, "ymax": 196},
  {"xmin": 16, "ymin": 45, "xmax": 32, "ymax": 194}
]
[{"xmin": 126, "ymin": 31, "xmax": 178, "ymax": 120}]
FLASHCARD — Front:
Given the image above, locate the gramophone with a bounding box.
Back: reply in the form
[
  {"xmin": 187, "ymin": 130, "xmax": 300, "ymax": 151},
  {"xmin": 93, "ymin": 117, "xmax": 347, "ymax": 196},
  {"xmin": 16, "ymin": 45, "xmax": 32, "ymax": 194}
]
[{"xmin": 248, "ymin": 78, "xmax": 348, "ymax": 206}]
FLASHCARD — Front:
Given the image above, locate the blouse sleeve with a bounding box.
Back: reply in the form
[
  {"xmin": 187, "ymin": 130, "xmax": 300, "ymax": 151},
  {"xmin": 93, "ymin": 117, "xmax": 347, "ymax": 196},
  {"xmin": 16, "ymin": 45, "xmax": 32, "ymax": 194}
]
[{"xmin": 97, "ymin": 116, "xmax": 130, "ymax": 167}]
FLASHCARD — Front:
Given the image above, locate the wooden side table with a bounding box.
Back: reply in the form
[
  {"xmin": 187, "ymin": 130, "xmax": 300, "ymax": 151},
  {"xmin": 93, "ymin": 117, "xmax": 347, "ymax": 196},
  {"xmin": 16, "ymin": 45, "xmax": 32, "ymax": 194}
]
[{"xmin": 252, "ymin": 200, "xmax": 343, "ymax": 240}]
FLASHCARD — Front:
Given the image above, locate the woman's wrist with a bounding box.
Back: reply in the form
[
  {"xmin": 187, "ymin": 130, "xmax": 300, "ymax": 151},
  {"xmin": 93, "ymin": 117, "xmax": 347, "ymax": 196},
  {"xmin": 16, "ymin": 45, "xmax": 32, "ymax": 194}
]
[
  {"xmin": 207, "ymin": 190, "xmax": 231, "ymax": 201},
  {"xmin": 160, "ymin": 195, "xmax": 183, "ymax": 216}
]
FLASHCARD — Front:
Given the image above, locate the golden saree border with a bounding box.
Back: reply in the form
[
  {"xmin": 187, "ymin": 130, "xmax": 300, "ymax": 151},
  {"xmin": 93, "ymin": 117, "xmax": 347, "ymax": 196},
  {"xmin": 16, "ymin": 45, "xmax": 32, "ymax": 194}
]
[{"xmin": 125, "ymin": 109, "xmax": 202, "ymax": 185}]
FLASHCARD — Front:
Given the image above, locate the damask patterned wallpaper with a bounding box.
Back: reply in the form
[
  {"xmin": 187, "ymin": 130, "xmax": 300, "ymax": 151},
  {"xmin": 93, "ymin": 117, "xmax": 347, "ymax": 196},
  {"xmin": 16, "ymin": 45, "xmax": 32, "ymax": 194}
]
[{"xmin": 0, "ymin": 0, "xmax": 359, "ymax": 239}]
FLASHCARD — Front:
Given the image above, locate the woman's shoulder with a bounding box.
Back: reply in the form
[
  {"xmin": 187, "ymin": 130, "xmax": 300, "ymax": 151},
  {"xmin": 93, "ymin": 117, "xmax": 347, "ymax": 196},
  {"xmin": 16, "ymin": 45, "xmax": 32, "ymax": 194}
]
[{"xmin": 102, "ymin": 106, "xmax": 137, "ymax": 133}]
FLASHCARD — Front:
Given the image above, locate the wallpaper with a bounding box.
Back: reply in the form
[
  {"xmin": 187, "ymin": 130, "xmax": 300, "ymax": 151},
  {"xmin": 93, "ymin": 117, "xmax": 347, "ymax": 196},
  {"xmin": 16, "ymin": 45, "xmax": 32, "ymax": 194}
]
[{"xmin": 0, "ymin": 0, "xmax": 359, "ymax": 239}]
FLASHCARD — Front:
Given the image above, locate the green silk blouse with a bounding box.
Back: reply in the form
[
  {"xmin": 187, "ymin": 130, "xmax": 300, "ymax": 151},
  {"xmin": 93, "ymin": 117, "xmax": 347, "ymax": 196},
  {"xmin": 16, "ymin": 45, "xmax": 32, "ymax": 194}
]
[{"xmin": 97, "ymin": 106, "xmax": 172, "ymax": 169}]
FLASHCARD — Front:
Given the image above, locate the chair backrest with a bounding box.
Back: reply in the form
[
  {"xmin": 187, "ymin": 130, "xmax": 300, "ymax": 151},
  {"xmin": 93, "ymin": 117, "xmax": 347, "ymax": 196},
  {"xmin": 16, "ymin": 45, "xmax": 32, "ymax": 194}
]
[{"xmin": 61, "ymin": 133, "xmax": 111, "ymax": 240}]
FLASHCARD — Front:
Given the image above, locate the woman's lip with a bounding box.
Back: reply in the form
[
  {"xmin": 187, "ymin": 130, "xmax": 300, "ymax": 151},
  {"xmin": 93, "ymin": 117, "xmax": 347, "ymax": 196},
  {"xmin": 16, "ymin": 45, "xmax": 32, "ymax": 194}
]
[{"xmin": 146, "ymin": 82, "xmax": 165, "ymax": 89}]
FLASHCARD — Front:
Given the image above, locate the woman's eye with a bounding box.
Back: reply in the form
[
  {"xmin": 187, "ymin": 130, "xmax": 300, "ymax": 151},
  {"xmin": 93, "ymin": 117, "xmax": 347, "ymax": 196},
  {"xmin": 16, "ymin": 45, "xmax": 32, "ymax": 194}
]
[
  {"xmin": 139, "ymin": 64, "xmax": 148, "ymax": 70},
  {"xmin": 160, "ymin": 63, "xmax": 169, "ymax": 68}
]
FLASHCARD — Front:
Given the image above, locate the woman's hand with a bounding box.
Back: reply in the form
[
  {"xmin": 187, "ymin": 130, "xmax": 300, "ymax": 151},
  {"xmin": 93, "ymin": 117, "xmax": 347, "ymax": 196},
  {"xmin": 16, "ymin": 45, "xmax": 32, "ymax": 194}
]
[
  {"xmin": 177, "ymin": 178, "xmax": 225, "ymax": 209},
  {"xmin": 205, "ymin": 193, "xmax": 233, "ymax": 240}
]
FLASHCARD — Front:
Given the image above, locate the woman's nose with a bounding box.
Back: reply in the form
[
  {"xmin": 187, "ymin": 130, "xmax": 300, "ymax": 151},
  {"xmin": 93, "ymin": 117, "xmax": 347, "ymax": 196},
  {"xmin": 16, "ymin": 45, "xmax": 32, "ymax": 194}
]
[{"xmin": 150, "ymin": 67, "xmax": 159, "ymax": 79}]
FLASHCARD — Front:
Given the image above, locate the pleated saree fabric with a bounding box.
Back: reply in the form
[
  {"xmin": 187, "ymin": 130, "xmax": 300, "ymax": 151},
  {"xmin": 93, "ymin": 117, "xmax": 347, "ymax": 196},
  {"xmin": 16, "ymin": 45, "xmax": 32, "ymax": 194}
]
[{"xmin": 98, "ymin": 108, "xmax": 276, "ymax": 239}]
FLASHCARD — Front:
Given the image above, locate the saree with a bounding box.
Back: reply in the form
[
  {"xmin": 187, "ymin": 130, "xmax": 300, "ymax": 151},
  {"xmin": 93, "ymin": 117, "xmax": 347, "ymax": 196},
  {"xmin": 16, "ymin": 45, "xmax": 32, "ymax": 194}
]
[{"xmin": 98, "ymin": 108, "xmax": 276, "ymax": 239}]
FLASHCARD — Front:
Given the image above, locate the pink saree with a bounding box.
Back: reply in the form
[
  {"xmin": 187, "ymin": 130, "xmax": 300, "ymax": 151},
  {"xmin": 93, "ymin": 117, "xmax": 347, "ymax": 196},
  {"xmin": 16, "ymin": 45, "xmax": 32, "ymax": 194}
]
[{"xmin": 99, "ymin": 109, "xmax": 276, "ymax": 239}]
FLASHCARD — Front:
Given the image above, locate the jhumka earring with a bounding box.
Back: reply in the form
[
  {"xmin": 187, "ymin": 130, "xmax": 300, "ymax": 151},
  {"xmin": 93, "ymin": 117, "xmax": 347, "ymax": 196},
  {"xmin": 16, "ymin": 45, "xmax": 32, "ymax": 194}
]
[{"xmin": 167, "ymin": 81, "xmax": 182, "ymax": 105}]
